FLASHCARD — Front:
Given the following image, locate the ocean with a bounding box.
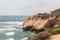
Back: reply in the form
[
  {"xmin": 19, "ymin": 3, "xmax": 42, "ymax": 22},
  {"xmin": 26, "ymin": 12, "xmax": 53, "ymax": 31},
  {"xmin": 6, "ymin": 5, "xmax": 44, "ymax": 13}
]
[{"xmin": 0, "ymin": 16, "xmax": 34, "ymax": 40}]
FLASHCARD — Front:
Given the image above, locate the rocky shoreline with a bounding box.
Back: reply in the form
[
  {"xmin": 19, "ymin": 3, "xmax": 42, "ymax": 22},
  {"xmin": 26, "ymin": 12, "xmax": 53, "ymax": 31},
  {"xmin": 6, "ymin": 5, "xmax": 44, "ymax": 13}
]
[{"xmin": 22, "ymin": 9, "xmax": 60, "ymax": 40}]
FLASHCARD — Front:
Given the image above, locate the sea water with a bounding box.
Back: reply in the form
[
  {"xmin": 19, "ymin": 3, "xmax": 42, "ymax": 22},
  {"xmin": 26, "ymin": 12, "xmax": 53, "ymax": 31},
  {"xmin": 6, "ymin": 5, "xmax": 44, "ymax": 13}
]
[{"xmin": 0, "ymin": 16, "xmax": 34, "ymax": 40}]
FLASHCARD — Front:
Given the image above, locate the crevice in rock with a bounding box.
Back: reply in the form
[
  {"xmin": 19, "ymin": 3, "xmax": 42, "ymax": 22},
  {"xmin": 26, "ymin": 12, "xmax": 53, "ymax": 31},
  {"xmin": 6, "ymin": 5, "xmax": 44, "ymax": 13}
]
[{"xmin": 23, "ymin": 26, "xmax": 33, "ymax": 31}]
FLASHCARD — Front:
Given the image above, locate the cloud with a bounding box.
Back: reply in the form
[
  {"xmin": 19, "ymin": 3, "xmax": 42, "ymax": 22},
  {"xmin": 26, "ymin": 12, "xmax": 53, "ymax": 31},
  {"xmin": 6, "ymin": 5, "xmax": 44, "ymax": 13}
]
[
  {"xmin": 0, "ymin": 0, "xmax": 60, "ymax": 15},
  {"xmin": 42, "ymin": 0, "xmax": 60, "ymax": 12}
]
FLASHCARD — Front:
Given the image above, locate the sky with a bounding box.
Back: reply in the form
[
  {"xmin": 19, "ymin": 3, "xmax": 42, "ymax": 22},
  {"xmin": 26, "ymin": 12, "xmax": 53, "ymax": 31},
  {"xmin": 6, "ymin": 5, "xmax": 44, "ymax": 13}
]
[{"xmin": 0, "ymin": 0, "xmax": 60, "ymax": 16}]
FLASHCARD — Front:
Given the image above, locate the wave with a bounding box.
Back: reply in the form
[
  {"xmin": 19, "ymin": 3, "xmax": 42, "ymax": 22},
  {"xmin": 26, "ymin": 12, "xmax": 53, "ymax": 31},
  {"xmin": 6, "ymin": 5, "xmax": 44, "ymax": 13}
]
[
  {"xmin": 6, "ymin": 38, "xmax": 14, "ymax": 40},
  {"xmin": 5, "ymin": 32, "xmax": 15, "ymax": 36},
  {"xmin": 0, "ymin": 28, "xmax": 18, "ymax": 31},
  {"xmin": 21, "ymin": 37, "xmax": 28, "ymax": 40},
  {"xmin": 0, "ymin": 22, "xmax": 24, "ymax": 25},
  {"xmin": 0, "ymin": 22, "xmax": 24, "ymax": 28},
  {"xmin": 0, "ymin": 25, "xmax": 18, "ymax": 28}
]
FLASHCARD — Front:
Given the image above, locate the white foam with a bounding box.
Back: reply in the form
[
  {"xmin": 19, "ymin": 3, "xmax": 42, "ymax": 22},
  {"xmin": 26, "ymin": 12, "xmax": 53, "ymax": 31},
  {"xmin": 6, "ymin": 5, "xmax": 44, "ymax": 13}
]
[
  {"xmin": 21, "ymin": 37, "xmax": 28, "ymax": 40},
  {"xmin": 0, "ymin": 22, "xmax": 24, "ymax": 25},
  {"xmin": 0, "ymin": 28, "xmax": 17, "ymax": 31},
  {"xmin": 18, "ymin": 22, "xmax": 24, "ymax": 25},
  {"xmin": 0, "ymin": 22, "xmax": 23, "ymax": 28},
  {"xmin": 6, "ymin": 38, "xmax": 14, "ymax": 40},
  {"xmin": 31, "ymin": 33, "xmax": 35, "ymax": 34},
  {"xmin": 5, "ymin": 32, "xmax": 15, "ymax": 36},
  {"xmin": 3, "ymin": 26, "xmax": 14, "ymax": 28}
]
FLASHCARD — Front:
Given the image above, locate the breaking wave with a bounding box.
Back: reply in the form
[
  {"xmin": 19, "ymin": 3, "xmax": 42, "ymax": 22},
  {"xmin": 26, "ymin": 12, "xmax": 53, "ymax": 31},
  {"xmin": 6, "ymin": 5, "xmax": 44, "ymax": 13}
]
[
  {"xmin": 0, "ymin": 22, "xmax": 24, "ymax": 28},
  {"xmin": 21, "ymin": 37, "xmax": 28, "ymax": 40}
]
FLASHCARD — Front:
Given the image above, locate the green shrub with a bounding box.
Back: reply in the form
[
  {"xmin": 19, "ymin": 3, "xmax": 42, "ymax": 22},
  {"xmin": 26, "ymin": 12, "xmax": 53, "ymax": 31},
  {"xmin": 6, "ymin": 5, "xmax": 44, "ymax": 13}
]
[{"xmin": 48, "ymin": 27, "xmax": 60, "ymax": 35}]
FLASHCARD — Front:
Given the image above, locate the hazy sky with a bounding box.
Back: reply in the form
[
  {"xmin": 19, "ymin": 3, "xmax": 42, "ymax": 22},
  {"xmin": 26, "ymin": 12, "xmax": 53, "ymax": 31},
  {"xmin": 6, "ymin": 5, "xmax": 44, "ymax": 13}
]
[{"xmin": 0, "ymin": 0, "xmax": 60, "ymax": 16}]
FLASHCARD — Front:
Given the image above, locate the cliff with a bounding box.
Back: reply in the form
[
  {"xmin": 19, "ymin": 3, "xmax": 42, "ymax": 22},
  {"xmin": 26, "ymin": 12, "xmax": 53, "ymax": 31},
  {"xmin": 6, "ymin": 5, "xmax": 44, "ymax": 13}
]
[
  {"xmin": 22, "ymin": 13, "xmax": 48, "ymax": 33},
  {"xmin": 22, "ymin": 8, "xmax": 60, "ymax": 40},
  {"xmin": 22, "ymin": 13, "xmax": 57, "ymax": 33}
]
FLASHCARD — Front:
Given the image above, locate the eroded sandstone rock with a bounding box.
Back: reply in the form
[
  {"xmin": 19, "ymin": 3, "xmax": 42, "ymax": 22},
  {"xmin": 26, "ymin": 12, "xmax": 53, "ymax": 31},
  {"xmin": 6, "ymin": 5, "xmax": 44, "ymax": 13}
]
[
  {"xmin": 22, "ymin": 13, "xmax": 56, "ymax": 33},
  {"xmin": 22, "ymin": 12, "xmax": 60, "ymax": 34},
  {"xmin": 22, "ymin": 9, "xmax": 60, "ymax": 40}
]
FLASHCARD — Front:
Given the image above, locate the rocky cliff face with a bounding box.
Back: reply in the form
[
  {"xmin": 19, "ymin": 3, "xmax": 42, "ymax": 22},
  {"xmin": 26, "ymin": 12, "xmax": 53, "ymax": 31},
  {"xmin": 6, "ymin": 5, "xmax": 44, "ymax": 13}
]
[
  {"xmin": 22, "ymin": 12, "xmax": 60, "ymax": 33},
  {"xmin": 22, "ymin": 13, "xmax": 57, "ymax": 33},
  {"xmin": 22, "ymin": 8, "xmax": 60, "ymax": 40}
]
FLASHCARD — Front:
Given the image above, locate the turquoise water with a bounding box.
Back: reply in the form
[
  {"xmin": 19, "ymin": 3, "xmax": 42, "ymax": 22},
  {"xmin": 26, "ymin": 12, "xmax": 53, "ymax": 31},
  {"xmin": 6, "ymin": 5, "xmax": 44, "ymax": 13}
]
[{"xmin": 0, "ymin": 16, "xmax": 34, "ymax": 40}]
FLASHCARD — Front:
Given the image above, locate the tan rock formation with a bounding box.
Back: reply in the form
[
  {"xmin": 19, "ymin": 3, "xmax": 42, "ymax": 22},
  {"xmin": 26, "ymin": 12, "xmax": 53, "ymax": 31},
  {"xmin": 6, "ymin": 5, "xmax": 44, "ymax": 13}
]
[
  {"xmin": 22, "ymin": 13, "xmax": 56, "ymax": 33},
  {"xmin": 22, "ymin": 8, "xmax": 60, "ymax": 40},
  {"xmin": 22, "ymin": 8, "xmax": 60, "ymax": 34}
]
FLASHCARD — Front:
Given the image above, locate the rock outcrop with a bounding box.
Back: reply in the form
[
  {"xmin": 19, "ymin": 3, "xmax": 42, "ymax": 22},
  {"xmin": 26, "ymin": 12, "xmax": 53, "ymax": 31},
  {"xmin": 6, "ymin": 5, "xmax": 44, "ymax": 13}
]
[
  {"xmin": 22, "ymin": 8, "xmax": 60, "ymax": 40},
  {"xmin": 28, "ymin": 32, "xmax": 60, "ymax": 40},
  {"xmin": 28, "ymin": 31, "xmax": 51, "ymax": 40},
  {"xmin": 45, "ymin": 15, "xmax": 60, "ymax": 28},
  {"xmin": 28, "ymin": 27, "xmax": 60, "ymax": 40},
  {"xmin": 22, "ymin": 13, "xmax": 57, "ymax": 33}
]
